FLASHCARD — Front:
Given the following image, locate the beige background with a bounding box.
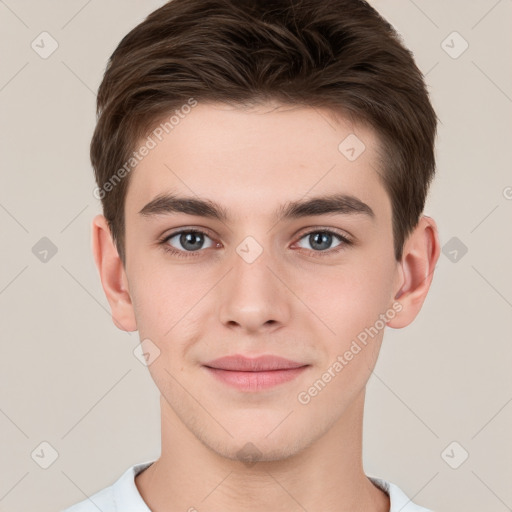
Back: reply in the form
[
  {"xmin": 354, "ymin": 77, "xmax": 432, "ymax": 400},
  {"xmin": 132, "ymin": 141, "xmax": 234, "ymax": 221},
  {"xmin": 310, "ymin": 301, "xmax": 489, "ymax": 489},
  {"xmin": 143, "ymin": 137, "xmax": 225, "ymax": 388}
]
[{"xmin": 0, "ymin": 1, "xmax": 511, "ymax": 511}]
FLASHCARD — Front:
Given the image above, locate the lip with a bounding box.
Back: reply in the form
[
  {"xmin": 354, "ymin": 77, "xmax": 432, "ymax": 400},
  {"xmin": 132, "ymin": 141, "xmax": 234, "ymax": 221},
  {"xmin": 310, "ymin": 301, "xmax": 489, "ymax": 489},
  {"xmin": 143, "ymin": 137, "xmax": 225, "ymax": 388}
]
[
  {"xmin": 204, "ymin": 354, "xmax": 306, "ymax": 371},
  {"xmin": 203, "ymin": 354, "xmax": 309, "ymax": 391}
]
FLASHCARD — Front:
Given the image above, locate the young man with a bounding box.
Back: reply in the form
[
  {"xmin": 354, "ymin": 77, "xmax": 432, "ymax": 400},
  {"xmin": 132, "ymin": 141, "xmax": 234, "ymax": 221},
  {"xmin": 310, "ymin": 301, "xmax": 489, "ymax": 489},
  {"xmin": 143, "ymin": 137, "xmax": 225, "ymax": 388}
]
[{"xmin": 63, "ymin": 0, "xmax": 440, "ymax": 510}]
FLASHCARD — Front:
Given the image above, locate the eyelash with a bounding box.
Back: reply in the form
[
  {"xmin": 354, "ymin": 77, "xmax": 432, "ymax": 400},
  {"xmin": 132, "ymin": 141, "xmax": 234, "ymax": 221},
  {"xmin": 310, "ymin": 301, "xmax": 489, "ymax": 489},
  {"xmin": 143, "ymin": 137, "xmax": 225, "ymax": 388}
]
[{"xmin": 158, "ymin": 228, "xmax": 354, "ymax": 259}]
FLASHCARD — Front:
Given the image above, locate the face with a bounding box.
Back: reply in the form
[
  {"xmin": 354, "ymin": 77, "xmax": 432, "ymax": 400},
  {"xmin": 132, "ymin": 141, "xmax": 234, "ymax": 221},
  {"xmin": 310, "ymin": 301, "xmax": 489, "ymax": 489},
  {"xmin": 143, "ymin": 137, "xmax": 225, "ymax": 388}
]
[{"xmin": 122, "ymin": 102, "xmax": 401, "ymax": 462}]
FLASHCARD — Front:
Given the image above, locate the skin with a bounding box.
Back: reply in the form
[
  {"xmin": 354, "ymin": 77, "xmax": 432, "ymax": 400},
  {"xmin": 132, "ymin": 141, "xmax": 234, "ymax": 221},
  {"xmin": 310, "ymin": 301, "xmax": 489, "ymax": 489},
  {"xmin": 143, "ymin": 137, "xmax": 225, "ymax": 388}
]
[{"xmin": 92, "ymin": 102, "xmax": 440, "ymax": 512}]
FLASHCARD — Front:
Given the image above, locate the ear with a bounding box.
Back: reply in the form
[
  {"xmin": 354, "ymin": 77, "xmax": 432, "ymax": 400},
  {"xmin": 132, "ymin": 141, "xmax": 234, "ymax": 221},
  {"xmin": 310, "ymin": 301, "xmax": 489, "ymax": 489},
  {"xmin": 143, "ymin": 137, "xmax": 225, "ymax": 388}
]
[
  {"xmin": 387, "ymin": 215, "xmax": 440, "ymax": 329},
  {"xmin": 91, "ymin": 214, "xmax": 137, "ymax": 332}
]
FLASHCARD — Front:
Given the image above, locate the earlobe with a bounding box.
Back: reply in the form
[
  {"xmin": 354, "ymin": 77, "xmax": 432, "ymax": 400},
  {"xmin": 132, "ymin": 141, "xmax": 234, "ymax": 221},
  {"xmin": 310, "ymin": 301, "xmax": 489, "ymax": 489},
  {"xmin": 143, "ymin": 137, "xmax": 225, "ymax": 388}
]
[
  {"xmin": 91, "ymin": 214, "xmax": 137, "ymax": 332},
  {"xmin": 387, "ymin": 215, "xmax": 440, "ymax": 329}
]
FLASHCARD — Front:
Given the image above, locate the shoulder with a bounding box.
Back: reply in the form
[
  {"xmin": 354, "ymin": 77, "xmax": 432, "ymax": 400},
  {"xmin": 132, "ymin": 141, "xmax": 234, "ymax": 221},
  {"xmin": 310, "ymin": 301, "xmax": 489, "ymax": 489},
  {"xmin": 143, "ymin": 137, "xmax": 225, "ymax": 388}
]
[
  {"xmin": 60, "ymin": 460, "xmax": 155, "ymax": 512},
  {"xmin": 368, "ymin": 476, "xmax": 433, "ymax": 512},
  {"xmin": 61, "ymin": 485, "xmax": 115, "ymax": 512}
]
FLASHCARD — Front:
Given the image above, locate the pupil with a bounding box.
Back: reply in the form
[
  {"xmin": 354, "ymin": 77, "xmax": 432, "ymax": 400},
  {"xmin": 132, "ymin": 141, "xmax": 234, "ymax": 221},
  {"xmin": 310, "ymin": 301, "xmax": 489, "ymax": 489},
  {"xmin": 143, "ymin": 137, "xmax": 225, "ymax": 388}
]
[
  {"xmin": 182, "ymin": 232, "xmax": 203, "ymax": 251},
  {"xmin": 311, "ymin": 232, "xmax": 331, "ymax": 250}
]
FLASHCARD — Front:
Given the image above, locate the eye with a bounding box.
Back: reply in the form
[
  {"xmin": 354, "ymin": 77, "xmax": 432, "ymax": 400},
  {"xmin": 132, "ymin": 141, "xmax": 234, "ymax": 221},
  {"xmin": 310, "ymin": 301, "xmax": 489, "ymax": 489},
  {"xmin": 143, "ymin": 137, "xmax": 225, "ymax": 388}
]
[
  {"xmin": 158, "ymin": 227, "xmax": 353, "ymax": 259},
  {"xmin": 160, "ymin": 229, "xmax": 216, "ymax": 257},
  {"xmin": 294, "ymin": 229, "xmax": 352, "ymax": 255}
]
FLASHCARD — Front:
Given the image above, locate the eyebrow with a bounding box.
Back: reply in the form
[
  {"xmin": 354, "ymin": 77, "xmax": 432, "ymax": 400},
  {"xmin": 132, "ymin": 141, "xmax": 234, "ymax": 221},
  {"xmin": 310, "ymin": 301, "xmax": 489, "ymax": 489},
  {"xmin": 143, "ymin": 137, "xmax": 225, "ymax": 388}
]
[{"xmin": 138, "ymin": 192, "xmax": 375, "ymax": 223}]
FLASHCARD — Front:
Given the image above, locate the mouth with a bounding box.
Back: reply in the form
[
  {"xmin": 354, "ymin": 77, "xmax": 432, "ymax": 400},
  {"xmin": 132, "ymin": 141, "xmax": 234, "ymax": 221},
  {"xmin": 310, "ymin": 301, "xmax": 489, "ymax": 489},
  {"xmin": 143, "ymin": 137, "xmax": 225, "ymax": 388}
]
[{"xmin": 203, "ymin": 354, "xmax": 309, "ymax": 391}]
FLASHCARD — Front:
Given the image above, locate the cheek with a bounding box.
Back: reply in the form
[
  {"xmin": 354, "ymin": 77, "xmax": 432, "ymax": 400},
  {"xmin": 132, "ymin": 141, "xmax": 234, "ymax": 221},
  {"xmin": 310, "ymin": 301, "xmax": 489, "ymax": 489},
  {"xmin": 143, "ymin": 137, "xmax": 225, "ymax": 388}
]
[
  {"xmin": 301, "ymin": 259, "xmax": 395, "ymax": 341},
  {"xmin": 128, "ymin": 234, "xmax": 396, "ymax": 348},
  {"xmin": 129, "ymin": 260, "xmax": 212, "ymax": 346}
]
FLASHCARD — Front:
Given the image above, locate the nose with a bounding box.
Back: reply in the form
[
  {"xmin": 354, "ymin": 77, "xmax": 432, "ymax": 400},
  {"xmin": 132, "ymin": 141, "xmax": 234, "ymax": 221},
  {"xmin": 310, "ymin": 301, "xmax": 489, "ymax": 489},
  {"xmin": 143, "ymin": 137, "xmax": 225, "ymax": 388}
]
[{"xmin": 217, "ymin": 240, "xmax": 292, "ymax": 334}]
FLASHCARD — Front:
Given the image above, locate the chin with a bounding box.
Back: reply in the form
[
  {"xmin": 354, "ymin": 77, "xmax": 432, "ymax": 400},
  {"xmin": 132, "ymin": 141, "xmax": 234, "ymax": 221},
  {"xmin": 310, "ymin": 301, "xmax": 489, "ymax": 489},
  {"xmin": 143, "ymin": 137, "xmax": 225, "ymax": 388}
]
[
  {"xmin": 198, "ymin": 422, "xmax": 318, "ymax": 466},
  {"xmin": 216, "ymin": 438, "xmax": 304, "ymax": 465}
]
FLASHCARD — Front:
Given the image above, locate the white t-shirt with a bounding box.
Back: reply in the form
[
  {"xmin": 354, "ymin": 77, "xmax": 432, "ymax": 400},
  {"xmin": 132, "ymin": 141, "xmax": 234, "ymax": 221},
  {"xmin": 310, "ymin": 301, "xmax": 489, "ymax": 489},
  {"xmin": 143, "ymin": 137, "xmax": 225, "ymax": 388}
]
[{"xmin": 62, "ymin": 460, "xmax": 432, "ymax": 512}]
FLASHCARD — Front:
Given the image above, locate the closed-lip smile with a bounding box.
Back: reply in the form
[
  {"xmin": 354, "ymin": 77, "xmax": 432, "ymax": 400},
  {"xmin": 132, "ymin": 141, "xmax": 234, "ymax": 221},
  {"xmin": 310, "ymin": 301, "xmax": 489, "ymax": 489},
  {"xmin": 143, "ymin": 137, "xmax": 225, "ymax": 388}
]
[{"xmin": 203, "ymin": 354, "xmax": 309, "ymax": 391}]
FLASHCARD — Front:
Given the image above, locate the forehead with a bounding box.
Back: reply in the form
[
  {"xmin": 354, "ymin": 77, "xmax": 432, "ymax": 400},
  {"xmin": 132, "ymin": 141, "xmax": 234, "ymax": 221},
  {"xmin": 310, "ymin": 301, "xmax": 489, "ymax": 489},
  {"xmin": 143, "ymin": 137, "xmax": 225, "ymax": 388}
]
[{"xmin": 124, "ymin": 102, "xmax": 390, "ymax": 223}]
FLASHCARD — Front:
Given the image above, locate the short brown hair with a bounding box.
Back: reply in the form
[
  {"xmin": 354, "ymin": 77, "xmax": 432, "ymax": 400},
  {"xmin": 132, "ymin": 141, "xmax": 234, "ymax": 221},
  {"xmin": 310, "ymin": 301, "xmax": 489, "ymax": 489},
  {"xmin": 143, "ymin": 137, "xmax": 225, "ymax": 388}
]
[{"xmin": 91, "ymin": 0, "xmax": 437, "ymax": 266}]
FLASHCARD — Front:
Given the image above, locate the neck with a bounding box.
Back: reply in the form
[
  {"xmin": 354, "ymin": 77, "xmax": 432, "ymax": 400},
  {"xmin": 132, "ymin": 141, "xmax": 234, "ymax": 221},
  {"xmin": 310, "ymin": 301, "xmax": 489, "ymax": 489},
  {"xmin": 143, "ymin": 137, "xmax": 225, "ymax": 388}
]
[{"xmin": 136, "ymin": 390, "xmax": 389, "ymax": 512}]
